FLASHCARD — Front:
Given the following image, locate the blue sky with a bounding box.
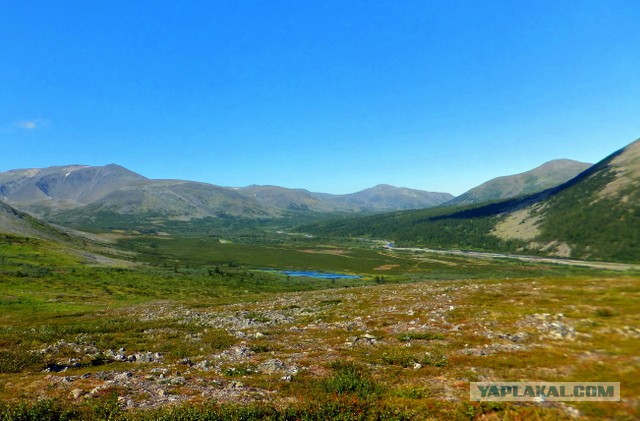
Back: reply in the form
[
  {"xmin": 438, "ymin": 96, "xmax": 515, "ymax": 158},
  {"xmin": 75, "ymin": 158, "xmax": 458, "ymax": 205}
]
[{"xmin": 1, "ymin": 1, "xmax": 639, "ymax": 195}]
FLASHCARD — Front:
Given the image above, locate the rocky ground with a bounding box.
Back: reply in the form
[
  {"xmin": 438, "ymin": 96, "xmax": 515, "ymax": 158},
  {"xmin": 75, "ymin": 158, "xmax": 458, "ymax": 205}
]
[{"xmin": 4, "ymin": 277, "xmax": 639, "ymax": 419}]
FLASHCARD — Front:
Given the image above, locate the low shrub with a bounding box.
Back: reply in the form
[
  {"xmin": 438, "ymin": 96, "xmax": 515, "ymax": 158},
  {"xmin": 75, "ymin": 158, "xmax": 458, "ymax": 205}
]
[{"xmin": 322, "ymin": 362, "xmax": 382, "ymax": 399}]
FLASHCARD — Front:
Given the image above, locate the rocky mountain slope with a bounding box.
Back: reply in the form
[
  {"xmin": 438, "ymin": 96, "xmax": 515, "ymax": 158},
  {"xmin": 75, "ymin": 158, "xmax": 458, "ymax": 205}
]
[
  {"xmin": 238, "ymin": 185, "xmax": 340, "ymax": 213},
  {"xmin": 496, "ymin": 138, "xmax": 640, "ymax": 261},
  {"xmin": 78, "ymin": 180, "xmax": 280, "ymax": 219},
  {"xmin": 0, "ymin": 164, "xmax": 147, "ymax": 208}
]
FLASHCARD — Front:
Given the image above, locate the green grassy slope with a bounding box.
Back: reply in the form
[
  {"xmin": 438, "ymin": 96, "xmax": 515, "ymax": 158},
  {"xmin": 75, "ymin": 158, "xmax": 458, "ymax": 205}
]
[
  {"xmin": 531, "ymin": 141, "xmax": 640, "ymax": 261},
  {"xmin": 301, "ymin": 201, "xmax": 525, "ymax": 251},
  {"xmin": 303, "ymin": 138, "xmax": 640, "ymax": 263}
]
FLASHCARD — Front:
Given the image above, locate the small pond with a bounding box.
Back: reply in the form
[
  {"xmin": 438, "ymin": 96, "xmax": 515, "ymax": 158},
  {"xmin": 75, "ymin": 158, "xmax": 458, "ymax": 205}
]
[{"xmin": 281, "ymin": 270, "xmax": 361, "ymax": 280}]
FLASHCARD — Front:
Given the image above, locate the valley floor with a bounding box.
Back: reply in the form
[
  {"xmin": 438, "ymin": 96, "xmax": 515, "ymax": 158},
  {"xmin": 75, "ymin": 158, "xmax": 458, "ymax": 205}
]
[{"xmin": 387, "ymin": 246, "xmax": 640, "ymax": 272}]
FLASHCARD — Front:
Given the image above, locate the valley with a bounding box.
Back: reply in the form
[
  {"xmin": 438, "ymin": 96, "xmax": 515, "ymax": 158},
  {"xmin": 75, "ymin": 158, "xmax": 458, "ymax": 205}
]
[
  {"xmin": 1, "ymin": 139, "xmax": 639, "ymax": 420},
  {"xmin": 4, "ymin": 2, "xmax": 638, "ymax": 419}
]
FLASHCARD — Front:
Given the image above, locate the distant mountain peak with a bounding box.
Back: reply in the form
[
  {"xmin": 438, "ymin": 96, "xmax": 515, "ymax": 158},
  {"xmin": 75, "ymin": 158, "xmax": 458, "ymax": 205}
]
[
  {"xmin": 447, "ymin": 159, "xmax": 592, "ymax": 206},
  {"xmin": 0, "ymin": 164, "xmax": 148, "ymax": 208}
]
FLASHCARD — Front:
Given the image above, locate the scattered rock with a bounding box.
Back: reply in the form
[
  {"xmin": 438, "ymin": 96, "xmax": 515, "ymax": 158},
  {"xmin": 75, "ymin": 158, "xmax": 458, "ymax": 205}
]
[
  {"xmin": 133, "ymin": 352, "xmax": 164, "ymax": 363},
  {"xmin": 498, "ymin": 332, "xmax": 531, "ymax": 343},
  {"xmin": 168, "ymin": 376, "xmax": 186, "ymax": 386},
  {"xmin": 70, "ymin": 389, "xmax": 85, "ymax": 399},
  {"xmin": 522, "ymin": 313, "xmax": 577, "ymax": 340},
  {"xmin": 194, "ymin": 360, "xmax": 213, "ymax": 371},
  {"xmin": 350, "ymin": 333, "xmax": 377, "ymax": 346},
  {"xmin": 178, "ymin": 357, "xmax": 193, "ymax": 366},
  {"xmin": 258, "ymin": 359, "xmax": 285, "ymax": 374},
  {"xmin": 113, "ymin": 371, "xmax": 133, "ymax": 381},
  {"xmin": 227, "ymin": 380, "xmax": 244, "ymax": 389}
]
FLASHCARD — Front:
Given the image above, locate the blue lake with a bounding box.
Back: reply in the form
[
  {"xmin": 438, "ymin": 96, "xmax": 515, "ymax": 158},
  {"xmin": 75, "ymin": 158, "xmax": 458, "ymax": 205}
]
[{"xmin": 282, "ymin": 270, "xmax": 361, "ymax": 280}]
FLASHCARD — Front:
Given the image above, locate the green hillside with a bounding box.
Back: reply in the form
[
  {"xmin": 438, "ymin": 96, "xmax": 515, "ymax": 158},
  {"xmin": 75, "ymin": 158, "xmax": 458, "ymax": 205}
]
[
  {"xmin": 302, "ymin": 201, "xmax": 524, "ymax": 251},
  {"xmin": 528, "ymin": 140, "xmax": 640, "ymax": 261},
  {"xmin": 447, "ymin": 159, "xmax": 591, "ymax": 205},
  {"xmin": 304, "ymin": 139, "xmax": 640, "ymax": 263},
  {"xmin": 0, "ymin": 200, "xmax": 73, "ymax": 241}
]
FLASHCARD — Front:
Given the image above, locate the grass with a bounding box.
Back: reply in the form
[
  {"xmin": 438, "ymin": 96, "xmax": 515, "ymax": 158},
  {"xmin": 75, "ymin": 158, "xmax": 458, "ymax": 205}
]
[
  {"xmin": 0, "ymin": 349, "xmax": 44, "ymax": 374},
  {"xmin": 115, "ymin": 235, "xmax": 615, "ymax": 281},
  {"xmin": 397, "ymin": 332, "xmax": 445, "ymax": 342},
  {"xmin": 1, "ymin": 232, "xmax": 639, "ymax": 420},
  {"xmin": 322, "ymin": 362, "xmax": 382, "ymax": 399},
  {"xmin": 0, "ymin": 398, "xmax": 421, "ymax": 421}
]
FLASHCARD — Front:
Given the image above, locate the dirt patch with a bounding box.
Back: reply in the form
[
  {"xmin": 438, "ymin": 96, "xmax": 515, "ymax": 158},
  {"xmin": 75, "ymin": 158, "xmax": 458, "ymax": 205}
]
[
  {"xmin": 373, "ymin": 264, "xmax": 399, "ymax": 271},
  {"xmin": 491, "ymin": 208, "xmax": 540, "ymax": 240},
  {"xmin": 544, "ymin": 241, "xmax": 572, "ymax": 258},
  {"xmin": 300, "ymin": 249, "xmax": 351, "ymax": 256}
]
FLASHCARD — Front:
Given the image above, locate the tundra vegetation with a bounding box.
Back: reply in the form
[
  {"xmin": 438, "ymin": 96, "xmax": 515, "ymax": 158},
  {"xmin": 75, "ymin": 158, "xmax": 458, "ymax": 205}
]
[{"xmin": 0, "ymin": 231, "xmax": 639, "ymax": 420}]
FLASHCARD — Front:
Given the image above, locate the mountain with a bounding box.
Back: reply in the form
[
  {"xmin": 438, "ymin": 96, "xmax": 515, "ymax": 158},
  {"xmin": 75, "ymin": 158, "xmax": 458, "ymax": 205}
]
[
  {"xmin": 498, "ymin": 138, "xmax": 640, "ymax": 261},
  {"xmin": 0, "ymin": 164, "xmax": 282, "ymax": 221},
  {"xmin": 0, "ymin": 164, "xmax": 147, "ymax": 209},
  {"xmin": 238, "ymin": 185, "xmax": 336, "ymax": 212},
  {"xmin": 0, "ymin": 165, "xmax": 452, "ymax": 231},
  {"xmin": 76, "ymin": 180, "xmax": 280, "ymax": 219},
  {"xmin": 304, "ymin": 138, "xmax": 640, "ymax": 263},
  {"xmin": 314, "ymin": 185, "xmax": 453, "ymax": 212},
  {"xmin": 241, "ymin": 184, "xmax": 453, "ymax": 213},
  {"xmin": 447, "ymin": 159, "xmax": 591, "ymax": 205}
]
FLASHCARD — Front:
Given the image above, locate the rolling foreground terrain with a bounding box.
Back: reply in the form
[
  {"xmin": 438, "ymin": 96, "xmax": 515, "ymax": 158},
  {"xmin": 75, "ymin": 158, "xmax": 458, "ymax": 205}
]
[
  {"xmin": 1, "ymin": 139, "xmax": 639, "ymax": 420},
  {"xmin": 0, "ymin": 232, "xmax": 639, "ymax": 420}
]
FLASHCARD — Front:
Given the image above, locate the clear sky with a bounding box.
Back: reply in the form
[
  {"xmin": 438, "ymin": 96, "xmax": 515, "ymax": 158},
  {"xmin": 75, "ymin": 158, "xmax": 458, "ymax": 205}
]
[{"xmin": 1, "ymin": 1, "xmax": 639, "ymax": 195}]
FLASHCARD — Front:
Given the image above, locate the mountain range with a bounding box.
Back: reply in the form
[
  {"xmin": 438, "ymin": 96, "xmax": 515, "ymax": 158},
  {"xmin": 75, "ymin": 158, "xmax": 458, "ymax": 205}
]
[
  {"xmin": 0, "ymin": 164, "xmax": 457, "ymax": 225},
  {"xmin": 0, "ymin": 157, "xmax": 590, "ymax": 224},
  {"xmin": 5, "ymin": 141, "xmax": 637, "ymax": 262}
]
